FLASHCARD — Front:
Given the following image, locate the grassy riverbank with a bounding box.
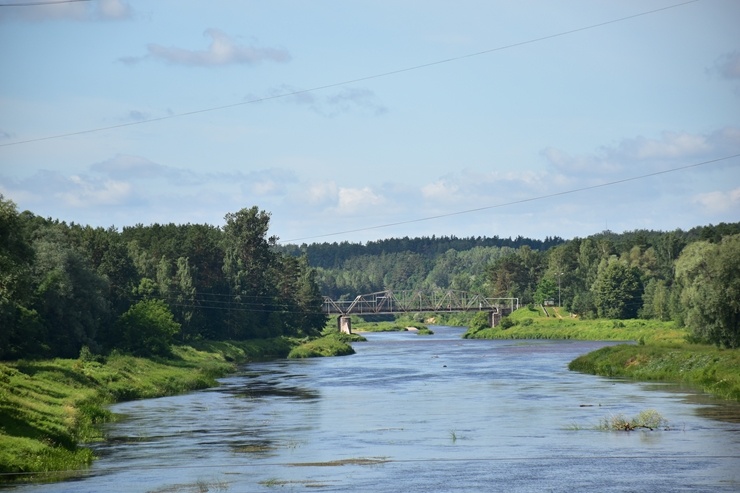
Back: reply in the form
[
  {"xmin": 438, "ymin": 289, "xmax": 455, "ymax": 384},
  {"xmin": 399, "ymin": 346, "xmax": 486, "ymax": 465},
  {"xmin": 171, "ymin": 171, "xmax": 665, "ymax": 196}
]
[
  {"xmin": 463, "ymin": 307, "xmax": 740, "ymax": 401},
  {"xmin": 569, "ymin": 344, "xmax": 740, "ymax": 401},
  {"xmin": 463, "ymin": 306, "xmax": 687, "ymax": 344},
  {"xmin": 0, "ymin": 338, "xmax": 297, "ymax": 480},
  {"xmin": 288, "ymin": 332, "xmax": 363, "ymax": 358},
  {"xmin": 351, "ymin": 316, "xmax": 431, "ymax": 334}
]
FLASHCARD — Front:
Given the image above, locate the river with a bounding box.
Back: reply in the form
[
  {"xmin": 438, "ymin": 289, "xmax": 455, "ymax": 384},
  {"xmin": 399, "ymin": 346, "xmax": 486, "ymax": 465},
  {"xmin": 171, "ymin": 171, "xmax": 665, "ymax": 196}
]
[{"xmin": 7, "ymin": 326, "xmax": 740, "ymax": 492}]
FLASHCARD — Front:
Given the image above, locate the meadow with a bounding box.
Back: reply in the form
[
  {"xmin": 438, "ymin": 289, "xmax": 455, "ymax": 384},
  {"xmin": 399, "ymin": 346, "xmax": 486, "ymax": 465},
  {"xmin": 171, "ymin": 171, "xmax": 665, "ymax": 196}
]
[{"xmin": 464, "ymin": 306, "xmax": 740, "ymax": 401}]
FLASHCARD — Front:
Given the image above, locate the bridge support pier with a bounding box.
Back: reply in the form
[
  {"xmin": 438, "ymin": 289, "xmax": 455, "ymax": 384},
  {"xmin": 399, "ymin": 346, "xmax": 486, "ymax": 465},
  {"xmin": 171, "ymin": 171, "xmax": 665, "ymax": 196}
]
[
  {"xmin": 488, "ymin": 310, "xmax": 500, "ymax": 328},
  {"xmin": 338, "ymin": 315, "xmax": 352, "ymax": 334}
]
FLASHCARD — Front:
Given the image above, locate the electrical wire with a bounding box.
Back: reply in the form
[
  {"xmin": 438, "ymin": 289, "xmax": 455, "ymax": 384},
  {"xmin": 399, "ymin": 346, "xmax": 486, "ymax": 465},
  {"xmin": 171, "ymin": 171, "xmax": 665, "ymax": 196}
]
[
  {"xmin": 0, "ymin": 0, "xmax": 91, "ymax": 6},
  {"xmin": 0, "ymin": 0, "xmax": 700, "ymax": 147},
  {"xmin": 280, "ymin": 152, "xmax": 740, "ymax": 243}
]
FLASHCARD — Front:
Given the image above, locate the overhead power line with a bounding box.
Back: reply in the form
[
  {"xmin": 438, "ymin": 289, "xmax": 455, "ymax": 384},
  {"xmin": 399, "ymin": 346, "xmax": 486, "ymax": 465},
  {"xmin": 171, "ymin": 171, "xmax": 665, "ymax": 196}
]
[
  {"xmin": 0, "ymin": 0, "xmax": 92, "ymax": 6},
  {"xmin": 280, "ymin": 153, "xmax": 740, "ymax": 243},
  {"xmin": 0, "ymin": 0, "xmax": 699, "ymax": 147}
]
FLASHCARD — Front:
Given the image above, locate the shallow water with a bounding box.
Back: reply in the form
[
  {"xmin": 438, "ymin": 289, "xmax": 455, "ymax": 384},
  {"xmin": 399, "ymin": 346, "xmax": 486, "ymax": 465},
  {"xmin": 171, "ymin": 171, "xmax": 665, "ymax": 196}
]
[{"xmin": 8, "ymin": 326, "xmax": 740, "ymax": 492}]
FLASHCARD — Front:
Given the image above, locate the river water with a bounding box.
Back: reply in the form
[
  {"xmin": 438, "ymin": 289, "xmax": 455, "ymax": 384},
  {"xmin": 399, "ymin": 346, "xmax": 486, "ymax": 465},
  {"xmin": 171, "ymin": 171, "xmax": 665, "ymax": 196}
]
[{"xmin": 8, "ymin": 326, "xmax": 740, "ymax": 492}]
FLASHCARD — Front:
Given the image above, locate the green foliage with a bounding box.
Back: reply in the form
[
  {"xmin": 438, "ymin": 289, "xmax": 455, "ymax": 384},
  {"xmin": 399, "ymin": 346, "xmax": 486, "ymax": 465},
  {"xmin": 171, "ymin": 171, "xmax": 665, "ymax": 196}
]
[
  {"xmin": 112, "ymin": 299, "xmax": 180, "ymax": 357},
  {"xmin": 464, "ymin": 308, "xmax": 686, "ymax": 345},
  {"xmin": 569, "ymin": 344, "xmax": 740, "ymax": 401},
  {"xmin": 597, "ymin": 409, "xmax": 669, "ymax": 431},
  {"xmin": 0, "ymin": 339, "xmax": 281, "ymax": 478},
  {"xmin": 592, "ymin": 261, "xmax": 642, "ymax": 319},
  {"xmin": 287, "ymin": 334, "xmax": 356, "ymax": 358},
  {"xmin": 675, "ymin": 235, "xmax": 740, "ymax": 348},
  {"xmin": 466, "ymin": 311, "xmax": 490, "ymax": 333},
  {"xmin": 534, "ymin": 277, "xmax": 557, "ymax": 305}
]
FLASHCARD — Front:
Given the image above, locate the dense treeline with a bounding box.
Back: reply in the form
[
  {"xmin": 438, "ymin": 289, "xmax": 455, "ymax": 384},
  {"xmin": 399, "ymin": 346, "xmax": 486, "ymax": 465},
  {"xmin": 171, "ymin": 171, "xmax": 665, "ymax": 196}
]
[
  {"xmin": 3, "ymin": 190, "xmax": 739, "ymax": 358},
  {"xmin": 284, "ymin": 224, "xmax": 740, "ymax": 349},
  {"xmin": 0, "ymin": 197, "xmax": 326, "ymax": 360},
  {"xmin": 277, "ymin": 235, "xmax": 565, "ymax": 269}
]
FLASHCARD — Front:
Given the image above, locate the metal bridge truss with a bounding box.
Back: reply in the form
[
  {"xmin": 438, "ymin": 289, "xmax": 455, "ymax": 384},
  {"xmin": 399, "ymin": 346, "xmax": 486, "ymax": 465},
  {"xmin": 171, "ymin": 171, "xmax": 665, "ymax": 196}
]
[{"xmin": 323, "ymin": 289, "xmax": 519, "ymax": 316}]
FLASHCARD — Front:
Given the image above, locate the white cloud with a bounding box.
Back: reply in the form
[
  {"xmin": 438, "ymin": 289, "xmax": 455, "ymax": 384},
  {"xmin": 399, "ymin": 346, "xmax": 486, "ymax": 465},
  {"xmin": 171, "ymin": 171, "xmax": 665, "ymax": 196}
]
[
  {"xmin": 125, "ymin": 29, "xmax": 291, "ymax": 67},
  {"xmin": 335, "ymin": 186, "xmax": 385, "ymax": 214},
  {"xmin": 421, "ymin": 179, "xmax": 459, "ymax": 200},
  {"xmin": 543, "ymin": 128, "xmax": 740, "ymax": 176},
  {"xmin": 692, "ymin": 187, "xmax": 740, "ymax": 213},
  {"xmin": 60, "ymin": 176, "xmax": 132, "ymax": 207},
  {"xmin": 304, "ymin": 181, "xmax": 338, "ymax": 205}
]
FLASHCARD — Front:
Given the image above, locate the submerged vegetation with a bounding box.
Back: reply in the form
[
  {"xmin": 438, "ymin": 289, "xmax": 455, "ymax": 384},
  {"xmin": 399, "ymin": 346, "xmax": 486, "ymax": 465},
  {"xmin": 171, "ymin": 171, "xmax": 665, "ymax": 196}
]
[
  {"xmin": 567, "ymin": 409, "xmax": 670, "ymax": 432},
  {"xmin": 597, "ymin": 409, "xmax": 670, "ymax": 431}
]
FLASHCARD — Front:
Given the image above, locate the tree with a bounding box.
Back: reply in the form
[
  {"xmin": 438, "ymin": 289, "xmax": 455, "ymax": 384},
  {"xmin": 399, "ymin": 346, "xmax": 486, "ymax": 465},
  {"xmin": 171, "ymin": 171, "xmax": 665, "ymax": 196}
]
[
  {"xmin": 32, "ymin": 228, "xmax": 110, "ymax": 357},
  {"xmin": 591, "ymin": 260, "xmax": 642, "ymax": 319},
  {"xmin": 112, "ymin": 299, "xmax": 180, "ymax": 356},
  {"xmin": 675, "ymin": 235, "xmax": 740, "ymax": 348},
  {"xmin": 534, "ymin": 277, "xmax": 557, "ymax": 306},
  {"xmin": 221, "ymin": 207, "xmax": 278, "ymax": 339},
  {"xmin": 487, "ymin": 246, "xmax": 544, "ymax": 303},
  {"xmin": 0, "ymin": 196, "xmax": 40, "ymax": 359},
  {"xmin": 639, "ymin": 278, "xmax": 672, "ymax": 321}
]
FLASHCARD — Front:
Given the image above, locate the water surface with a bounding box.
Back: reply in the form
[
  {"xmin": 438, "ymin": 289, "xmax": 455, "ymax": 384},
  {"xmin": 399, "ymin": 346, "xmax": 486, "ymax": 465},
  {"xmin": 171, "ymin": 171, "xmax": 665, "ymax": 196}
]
[{"xmin": 8, "ymin": 326, "xmax": 740, "ymax": 492}]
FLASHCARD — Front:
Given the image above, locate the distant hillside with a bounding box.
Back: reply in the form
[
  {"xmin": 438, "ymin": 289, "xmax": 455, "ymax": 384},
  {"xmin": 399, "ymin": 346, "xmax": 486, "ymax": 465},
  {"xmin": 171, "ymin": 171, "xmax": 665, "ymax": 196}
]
[{"xmin": 277, "ymin": 234, "xmax": 565, "ymax": 269}]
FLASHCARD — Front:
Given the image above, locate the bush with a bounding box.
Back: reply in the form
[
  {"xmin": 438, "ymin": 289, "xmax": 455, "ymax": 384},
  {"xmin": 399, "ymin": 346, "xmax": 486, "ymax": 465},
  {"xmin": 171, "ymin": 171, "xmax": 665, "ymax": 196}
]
[
  {"xmin": 467, "ymin": 311, "xmax": 490, "ymax": 332},
  {"xmin": 112, "ymin": 300, "xmax": 180, "ymax": 357},
  {"xmin": 499, "ymin": 317, "xmax": 515, "ymax": 329}
]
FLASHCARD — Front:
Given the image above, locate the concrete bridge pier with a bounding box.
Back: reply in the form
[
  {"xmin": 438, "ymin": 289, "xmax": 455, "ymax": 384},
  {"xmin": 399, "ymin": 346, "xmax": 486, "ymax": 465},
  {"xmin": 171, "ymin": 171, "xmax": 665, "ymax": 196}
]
[
  {"xmin": 338, "ymin": 315, "xmax": 352, "ymax": 334},
  {"xmin": 489, "ymin": 307, "xmax": 513, "ymax": 327}
]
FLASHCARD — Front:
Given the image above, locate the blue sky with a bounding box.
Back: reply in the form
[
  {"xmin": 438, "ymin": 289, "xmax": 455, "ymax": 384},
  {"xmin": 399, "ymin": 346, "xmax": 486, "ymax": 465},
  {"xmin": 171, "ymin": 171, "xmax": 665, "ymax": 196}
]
[{"xmin": 1, "ymin": 0, "xmax": 739, "ymax": 244}]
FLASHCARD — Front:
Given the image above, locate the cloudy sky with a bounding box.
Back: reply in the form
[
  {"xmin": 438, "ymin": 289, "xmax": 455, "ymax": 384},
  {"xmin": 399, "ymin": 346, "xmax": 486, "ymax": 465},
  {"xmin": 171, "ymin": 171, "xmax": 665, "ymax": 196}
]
[{"xmin": 1, "ymin": 0, "xmax": 739, "ymax": 244}]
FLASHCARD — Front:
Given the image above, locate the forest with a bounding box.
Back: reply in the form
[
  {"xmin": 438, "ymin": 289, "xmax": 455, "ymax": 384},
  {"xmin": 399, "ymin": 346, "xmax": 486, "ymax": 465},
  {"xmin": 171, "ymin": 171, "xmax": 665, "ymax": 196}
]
[
  {"xmin": 0, "ymin": 198, "xmax": 326, "ymax": 360},
  {"xmin": 2, "ymin": 193, "xmax": 739, "ymax": 361},
  {"xmin": 279, "ymin": 222, "xmax": 740, "ymax": 349}
]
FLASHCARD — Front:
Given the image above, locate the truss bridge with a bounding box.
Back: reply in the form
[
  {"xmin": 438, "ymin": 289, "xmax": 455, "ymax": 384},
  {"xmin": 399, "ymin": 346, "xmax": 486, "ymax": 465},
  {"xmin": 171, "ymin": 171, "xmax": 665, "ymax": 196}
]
[{"xmin": 322, "ymin": 289, "xmax": 519, "ymax": 333}]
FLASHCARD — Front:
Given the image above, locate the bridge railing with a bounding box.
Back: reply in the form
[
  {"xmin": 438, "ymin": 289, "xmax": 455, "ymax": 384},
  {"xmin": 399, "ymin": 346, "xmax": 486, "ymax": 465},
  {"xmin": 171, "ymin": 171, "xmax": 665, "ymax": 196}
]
[{"xmin": 323, "ymin": 289, "xmax": 519, "ymax": 315}]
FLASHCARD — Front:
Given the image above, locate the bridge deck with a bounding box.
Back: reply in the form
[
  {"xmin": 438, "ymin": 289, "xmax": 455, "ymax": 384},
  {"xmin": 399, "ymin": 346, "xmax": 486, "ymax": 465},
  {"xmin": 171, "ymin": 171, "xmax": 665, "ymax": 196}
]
[{"xmin": 323, "ymin": 289, "xmax": 518, "ymax": 315}]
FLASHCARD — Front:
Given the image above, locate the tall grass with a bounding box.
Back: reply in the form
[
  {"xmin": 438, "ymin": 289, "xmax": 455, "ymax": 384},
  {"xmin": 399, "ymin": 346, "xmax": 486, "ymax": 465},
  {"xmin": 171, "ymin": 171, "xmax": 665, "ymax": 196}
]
[
  {"xmin": 288, "ymin": 333, "xmax": 357, "ymax": 358},
  {"xmin": 463, "ymin": 307, "xmax": 739, "ymax": 401},
  {"xmin": 569, "ymin": 344, "xmax": 740, "ymax": 401},
  {"xmin": 0, "ymin": 338, "xmax": 298, "ymax": 479}
]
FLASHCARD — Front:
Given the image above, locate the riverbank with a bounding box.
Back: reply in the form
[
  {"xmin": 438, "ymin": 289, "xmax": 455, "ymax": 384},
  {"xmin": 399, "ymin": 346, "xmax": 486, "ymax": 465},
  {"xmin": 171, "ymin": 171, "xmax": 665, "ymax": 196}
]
[
  {"xmin": 569, "ymin": 344, "xmax": 740, "ymax": 401},
  {"xmin": 0, "ymin": 338, "xmax": 301, "ymax": 480},
  {"xmin": 463, "ymin": 307, "xmax": 740, "ymax": 401}
]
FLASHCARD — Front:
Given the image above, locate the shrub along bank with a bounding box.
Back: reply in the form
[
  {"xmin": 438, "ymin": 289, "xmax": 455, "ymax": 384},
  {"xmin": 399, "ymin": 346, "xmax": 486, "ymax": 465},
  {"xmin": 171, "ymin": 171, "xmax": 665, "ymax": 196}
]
[
  {"xmin": 0, "ymin": 335, "xmax": 356, "ymax": 480},
  {"xmin": 463, "ymin": 307, "xmax": 740, "ymax": 401}
]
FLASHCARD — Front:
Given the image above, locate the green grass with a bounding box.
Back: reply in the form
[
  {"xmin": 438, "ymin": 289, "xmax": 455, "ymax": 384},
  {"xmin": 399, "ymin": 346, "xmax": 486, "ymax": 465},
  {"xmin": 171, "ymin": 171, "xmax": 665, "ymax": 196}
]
[
  {"xmin": 353, "ymin": 318, "xmax": 431, "ymax": 333},
  {"xmin": 461, "ymin": 307, "xmax": 739, "ymax": 401},
  {"xmin": 569, "ymin": 343, "xmax": 740, "ymax": 401},
  {"xmin": 597, "ymin": 409, "xmax": 670, "ymax": 431},
  {"xmin": 464, "ymin": 307, "xmax": 687, "ymax": 345},
  {"xmin": 287, "ymin": 333, "xmax": 357, "ymax": 358},
  {"xmin": 0, "ymin": 338, "xmax": 298, "ymax": 480}
]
